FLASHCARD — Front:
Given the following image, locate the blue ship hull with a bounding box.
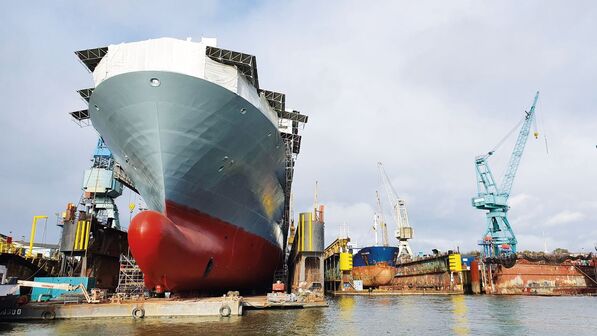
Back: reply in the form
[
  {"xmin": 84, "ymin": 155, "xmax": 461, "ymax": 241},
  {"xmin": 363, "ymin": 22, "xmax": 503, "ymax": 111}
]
[
  {"xmin": 352, "ymin": 246, "xmax": 399, "ymax": 287},
  {"xmin": 353, "ymin": 246, "xmax": 399, "ymax": 267}
]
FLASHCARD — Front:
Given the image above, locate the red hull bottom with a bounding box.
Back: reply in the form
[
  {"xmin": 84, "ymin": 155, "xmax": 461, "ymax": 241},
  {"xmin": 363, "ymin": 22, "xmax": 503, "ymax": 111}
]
[{"xmin": 128, "ymin": 201, "xmax": 283, "ymax": 292}]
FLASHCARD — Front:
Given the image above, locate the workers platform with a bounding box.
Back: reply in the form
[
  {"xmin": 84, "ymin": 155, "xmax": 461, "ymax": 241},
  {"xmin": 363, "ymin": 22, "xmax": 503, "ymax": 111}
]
[
  {"xmin": 0, "ymin": 295, "xmax": 327, "ymax": 321},
  {"xmin": 1, "ymin": 297, "xmax": 243, "ymax": 320}
]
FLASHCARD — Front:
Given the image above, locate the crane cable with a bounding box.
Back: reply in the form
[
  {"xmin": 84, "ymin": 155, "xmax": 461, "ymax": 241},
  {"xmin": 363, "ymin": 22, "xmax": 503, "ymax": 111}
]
[
  {"xmin": 378, "ymin": 162, "xmax": 401, "ymax": 201},
  {"xmin": 489, "ymin": 96, "xmax": 545, "ymax": 157},
  {"xmin": 487, "ymin": 116, "xmax": 525, "ymax": 156},
  {"xmin": 377, "ymin": 162, "xmax": 402, "ymax": 231},
  {"xmin": 375, "ymin": 190, "xmax": 389, "ymax": 247},
  {"xmin": 538, "ymin": 97, "xmax": 550, "ymax": 155}
]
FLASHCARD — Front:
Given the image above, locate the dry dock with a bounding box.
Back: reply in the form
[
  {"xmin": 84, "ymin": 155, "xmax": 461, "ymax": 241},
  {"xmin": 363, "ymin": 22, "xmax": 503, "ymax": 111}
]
[
  {"xmin": 0, "ymin": 295, "xmax": 327, "ymax": 321},
  {"xmin": 325, "ymin": 248, "xmax": 470, "ymax": 296},
  {"xmin": 483, "ymin": 255, "xmax": 597, "ymax": 295},
  {"xmin": 1, "ymin": 297, "xmax": 243, "ymax": 320}
]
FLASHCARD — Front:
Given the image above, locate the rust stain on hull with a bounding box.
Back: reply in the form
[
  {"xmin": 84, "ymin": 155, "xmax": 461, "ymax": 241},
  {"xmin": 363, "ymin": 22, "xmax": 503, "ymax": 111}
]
[
  {"xmin": 486, "ymin": 258, "xmax": 597, "ymax": 296},
  {"xmin": 352, "ymin": 264, "xmax": 396, "ymax": 287},
  {"xmin": 386, "ymin": 253, "xmax": 465, "ymax": 294}
]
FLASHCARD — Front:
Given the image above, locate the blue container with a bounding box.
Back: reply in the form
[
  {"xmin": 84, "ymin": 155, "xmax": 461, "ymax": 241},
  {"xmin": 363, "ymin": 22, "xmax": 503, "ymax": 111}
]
[
  {"xmin": 460, "ymin": 256, "xmax": 475, "ymax": 270},
  {"xmin": 30, "ymin": 277, "xmax": 95, "ymax": 302}
]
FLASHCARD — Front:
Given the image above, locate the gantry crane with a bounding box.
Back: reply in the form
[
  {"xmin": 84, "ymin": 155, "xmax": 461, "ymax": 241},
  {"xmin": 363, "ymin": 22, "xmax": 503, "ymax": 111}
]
[
  {"xmin": 472, "ymin": 91, "xmax": 539, "ymax": 263},
  {"xmin": 378, "ymin": 162, "xmax": 413, "ymax": 258}
]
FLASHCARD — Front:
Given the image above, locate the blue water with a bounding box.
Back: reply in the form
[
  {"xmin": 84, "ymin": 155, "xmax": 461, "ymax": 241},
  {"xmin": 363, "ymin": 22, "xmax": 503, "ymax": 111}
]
[{"xmin": 1, "ymin": 295, "xmax": 595, "ymax": 335}]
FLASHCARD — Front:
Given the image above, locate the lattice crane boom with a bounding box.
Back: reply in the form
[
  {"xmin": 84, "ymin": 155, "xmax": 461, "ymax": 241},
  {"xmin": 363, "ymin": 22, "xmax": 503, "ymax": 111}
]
[{"xmin": 500, "ymin": 91, "xmax": 540, "ymax": 197}]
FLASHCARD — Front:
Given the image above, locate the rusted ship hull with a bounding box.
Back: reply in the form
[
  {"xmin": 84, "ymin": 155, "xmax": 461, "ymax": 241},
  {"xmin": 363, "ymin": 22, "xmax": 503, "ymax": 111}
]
[
  {"xmin": 387, "ymin": 253, "xmax": 465, "ymax": 293},
  {"xmin": 484, "ymin": 258, "xmax": 597, "ymax": 296},
  {"xmin": 351, "ymin": 246, "xmax": 399, "ymax": 287},
  {"xmin": 352, "ymin": 264, "xmax": 396, "ymax": 287}
]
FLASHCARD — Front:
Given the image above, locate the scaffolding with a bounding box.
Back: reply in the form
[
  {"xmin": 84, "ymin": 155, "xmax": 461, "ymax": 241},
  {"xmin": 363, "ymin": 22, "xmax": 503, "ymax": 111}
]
[
  {"xmin": 261, "ymin": 87, "xmax": 308, "ymax": 255},
  {"xmin": 206, "ymin": 46, "xmax": 259, "ymax": 89},
  {"xmin": 115, "ymin": 253, "xmax": 145, "ymax": 297},
  {"xmin": 75, "ymin": 47, "xmax": 108, "ymax": 72}
]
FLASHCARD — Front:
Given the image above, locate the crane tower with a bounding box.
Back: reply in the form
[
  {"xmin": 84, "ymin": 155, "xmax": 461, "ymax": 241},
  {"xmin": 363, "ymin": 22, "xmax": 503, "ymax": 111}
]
[{"xmin": 472, "ymin": 91, "xmax": 539, "ymax": 264}]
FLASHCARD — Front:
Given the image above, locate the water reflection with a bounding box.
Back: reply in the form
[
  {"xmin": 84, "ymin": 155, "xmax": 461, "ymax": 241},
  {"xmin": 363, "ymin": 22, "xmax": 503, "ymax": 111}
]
[
  {"xmin": 375, "ymin": 297, "xmax": 393, "ymax": 307},
  {"xmin": 336, "ymin": 296, "xmax": 357, "ymax": 336},
  {"xmin": 451, "ymin": 295, "xmax": 470, "ymax": 335},
  {"xmin": 338, "ymin": 295, "xmax": 356, "ymax": 313},
  {"xmin": 291, "ymin": 305, "xmax": 326, "ymax": 335},
  {"xmin": 4, "ymin": 296, "xmax": 596, "ymax": 335},
  {"xmin": 485, "ymin": 296, "xmax": 524, "ymax": 334}
]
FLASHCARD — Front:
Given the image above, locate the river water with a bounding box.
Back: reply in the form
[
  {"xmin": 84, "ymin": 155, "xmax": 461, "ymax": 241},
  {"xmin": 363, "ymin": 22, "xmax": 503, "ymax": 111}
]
[{"xmin": 1, "ymin": 295, "xmax": 595, "ymax": 335}]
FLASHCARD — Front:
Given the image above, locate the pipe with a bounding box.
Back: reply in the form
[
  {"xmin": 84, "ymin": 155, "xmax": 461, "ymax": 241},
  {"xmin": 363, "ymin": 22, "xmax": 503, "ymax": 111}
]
[{"xmin": 27, "ymin": 216, "xmax": 48, "ymax": 258}]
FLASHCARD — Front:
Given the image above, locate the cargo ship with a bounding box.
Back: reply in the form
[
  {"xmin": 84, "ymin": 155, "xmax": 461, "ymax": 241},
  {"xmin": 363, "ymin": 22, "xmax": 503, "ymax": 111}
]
[
  {"xmin": 351, "ymin": 246, "xmax": 399, "ymax": 287},
  {"xmin": 74, "ymin": 37, "xmax": 307, "ymax": 292}
]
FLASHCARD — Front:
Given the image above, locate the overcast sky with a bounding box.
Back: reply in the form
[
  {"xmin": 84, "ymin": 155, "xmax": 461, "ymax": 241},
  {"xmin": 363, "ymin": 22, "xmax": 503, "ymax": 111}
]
[{"xmin": 1, "ymin": 1, "xmax": 596, "ymax": 254}]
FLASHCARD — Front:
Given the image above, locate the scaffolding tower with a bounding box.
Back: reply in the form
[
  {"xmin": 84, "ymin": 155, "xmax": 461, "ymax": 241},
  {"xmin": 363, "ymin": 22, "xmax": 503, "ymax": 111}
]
[{"xmin": 115, "ymin": 252, "xmax": 145, "ymax": 297}]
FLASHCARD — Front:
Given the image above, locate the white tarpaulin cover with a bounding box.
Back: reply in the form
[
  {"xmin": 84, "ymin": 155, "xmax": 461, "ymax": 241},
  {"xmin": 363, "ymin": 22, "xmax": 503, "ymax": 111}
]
[
  {"xmin": 93, "ymin": 37, "xmax": 207, "ymax": 86},
  {"xmin": 204, "ymin": 57, "xmax": 238, "ymax": 92},
  {"xmin": 93, "ymin": 37, "xmax": 276, "ymax": 122}
]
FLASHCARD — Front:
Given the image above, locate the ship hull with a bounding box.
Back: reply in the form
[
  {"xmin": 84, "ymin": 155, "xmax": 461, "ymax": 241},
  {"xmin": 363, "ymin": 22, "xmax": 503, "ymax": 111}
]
[
  {"xmin": 89, "ymin": 70, "xmax": 287, "ymax": 292},
  {"xmin": 352, "ymin": 246, "xmax": 399, "ymax": 287},
  {"xmin": 352, "ymin": 264, "xmax": 397, "ymax": 287},
  {"xmin": 129, "ymin": 201, "xmax": 283, "ymax": 291}
]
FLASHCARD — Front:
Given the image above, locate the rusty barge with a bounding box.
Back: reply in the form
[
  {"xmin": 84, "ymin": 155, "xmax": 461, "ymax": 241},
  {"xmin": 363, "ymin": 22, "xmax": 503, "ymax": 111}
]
[{"xmin": 482, "ymin": 253, "xmax": 597, "ymax": 296}]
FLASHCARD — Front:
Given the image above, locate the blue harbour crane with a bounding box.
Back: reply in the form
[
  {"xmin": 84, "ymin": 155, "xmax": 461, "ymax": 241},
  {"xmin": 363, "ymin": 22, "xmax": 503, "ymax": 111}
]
[{"xmin": 472, "ymin": 91, "xmax": 539, "ymax": 263}]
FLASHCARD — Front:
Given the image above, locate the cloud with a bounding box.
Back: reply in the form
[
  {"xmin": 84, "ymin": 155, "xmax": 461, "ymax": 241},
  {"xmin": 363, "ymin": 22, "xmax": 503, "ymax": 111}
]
[
  {"xmin": 516, "ymin": 233, "xmax": 557, "ymax": 253},
  {"xmin": 545, "ymin": 210, "xmax": 586, "ymax": 227},
  {"xmin": 314, "ymin": 201, "xmax": 375, "ymax": 247},
  {"xmin": 509, "ymin": 194, "xmax": 532, "ymax": 208}
]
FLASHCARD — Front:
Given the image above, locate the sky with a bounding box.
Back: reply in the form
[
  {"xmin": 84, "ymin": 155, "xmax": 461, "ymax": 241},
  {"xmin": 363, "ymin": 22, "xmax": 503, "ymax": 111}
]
[{"xmin": 1, "ymin": 1, "xmax": 596, "ymax": 254}]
